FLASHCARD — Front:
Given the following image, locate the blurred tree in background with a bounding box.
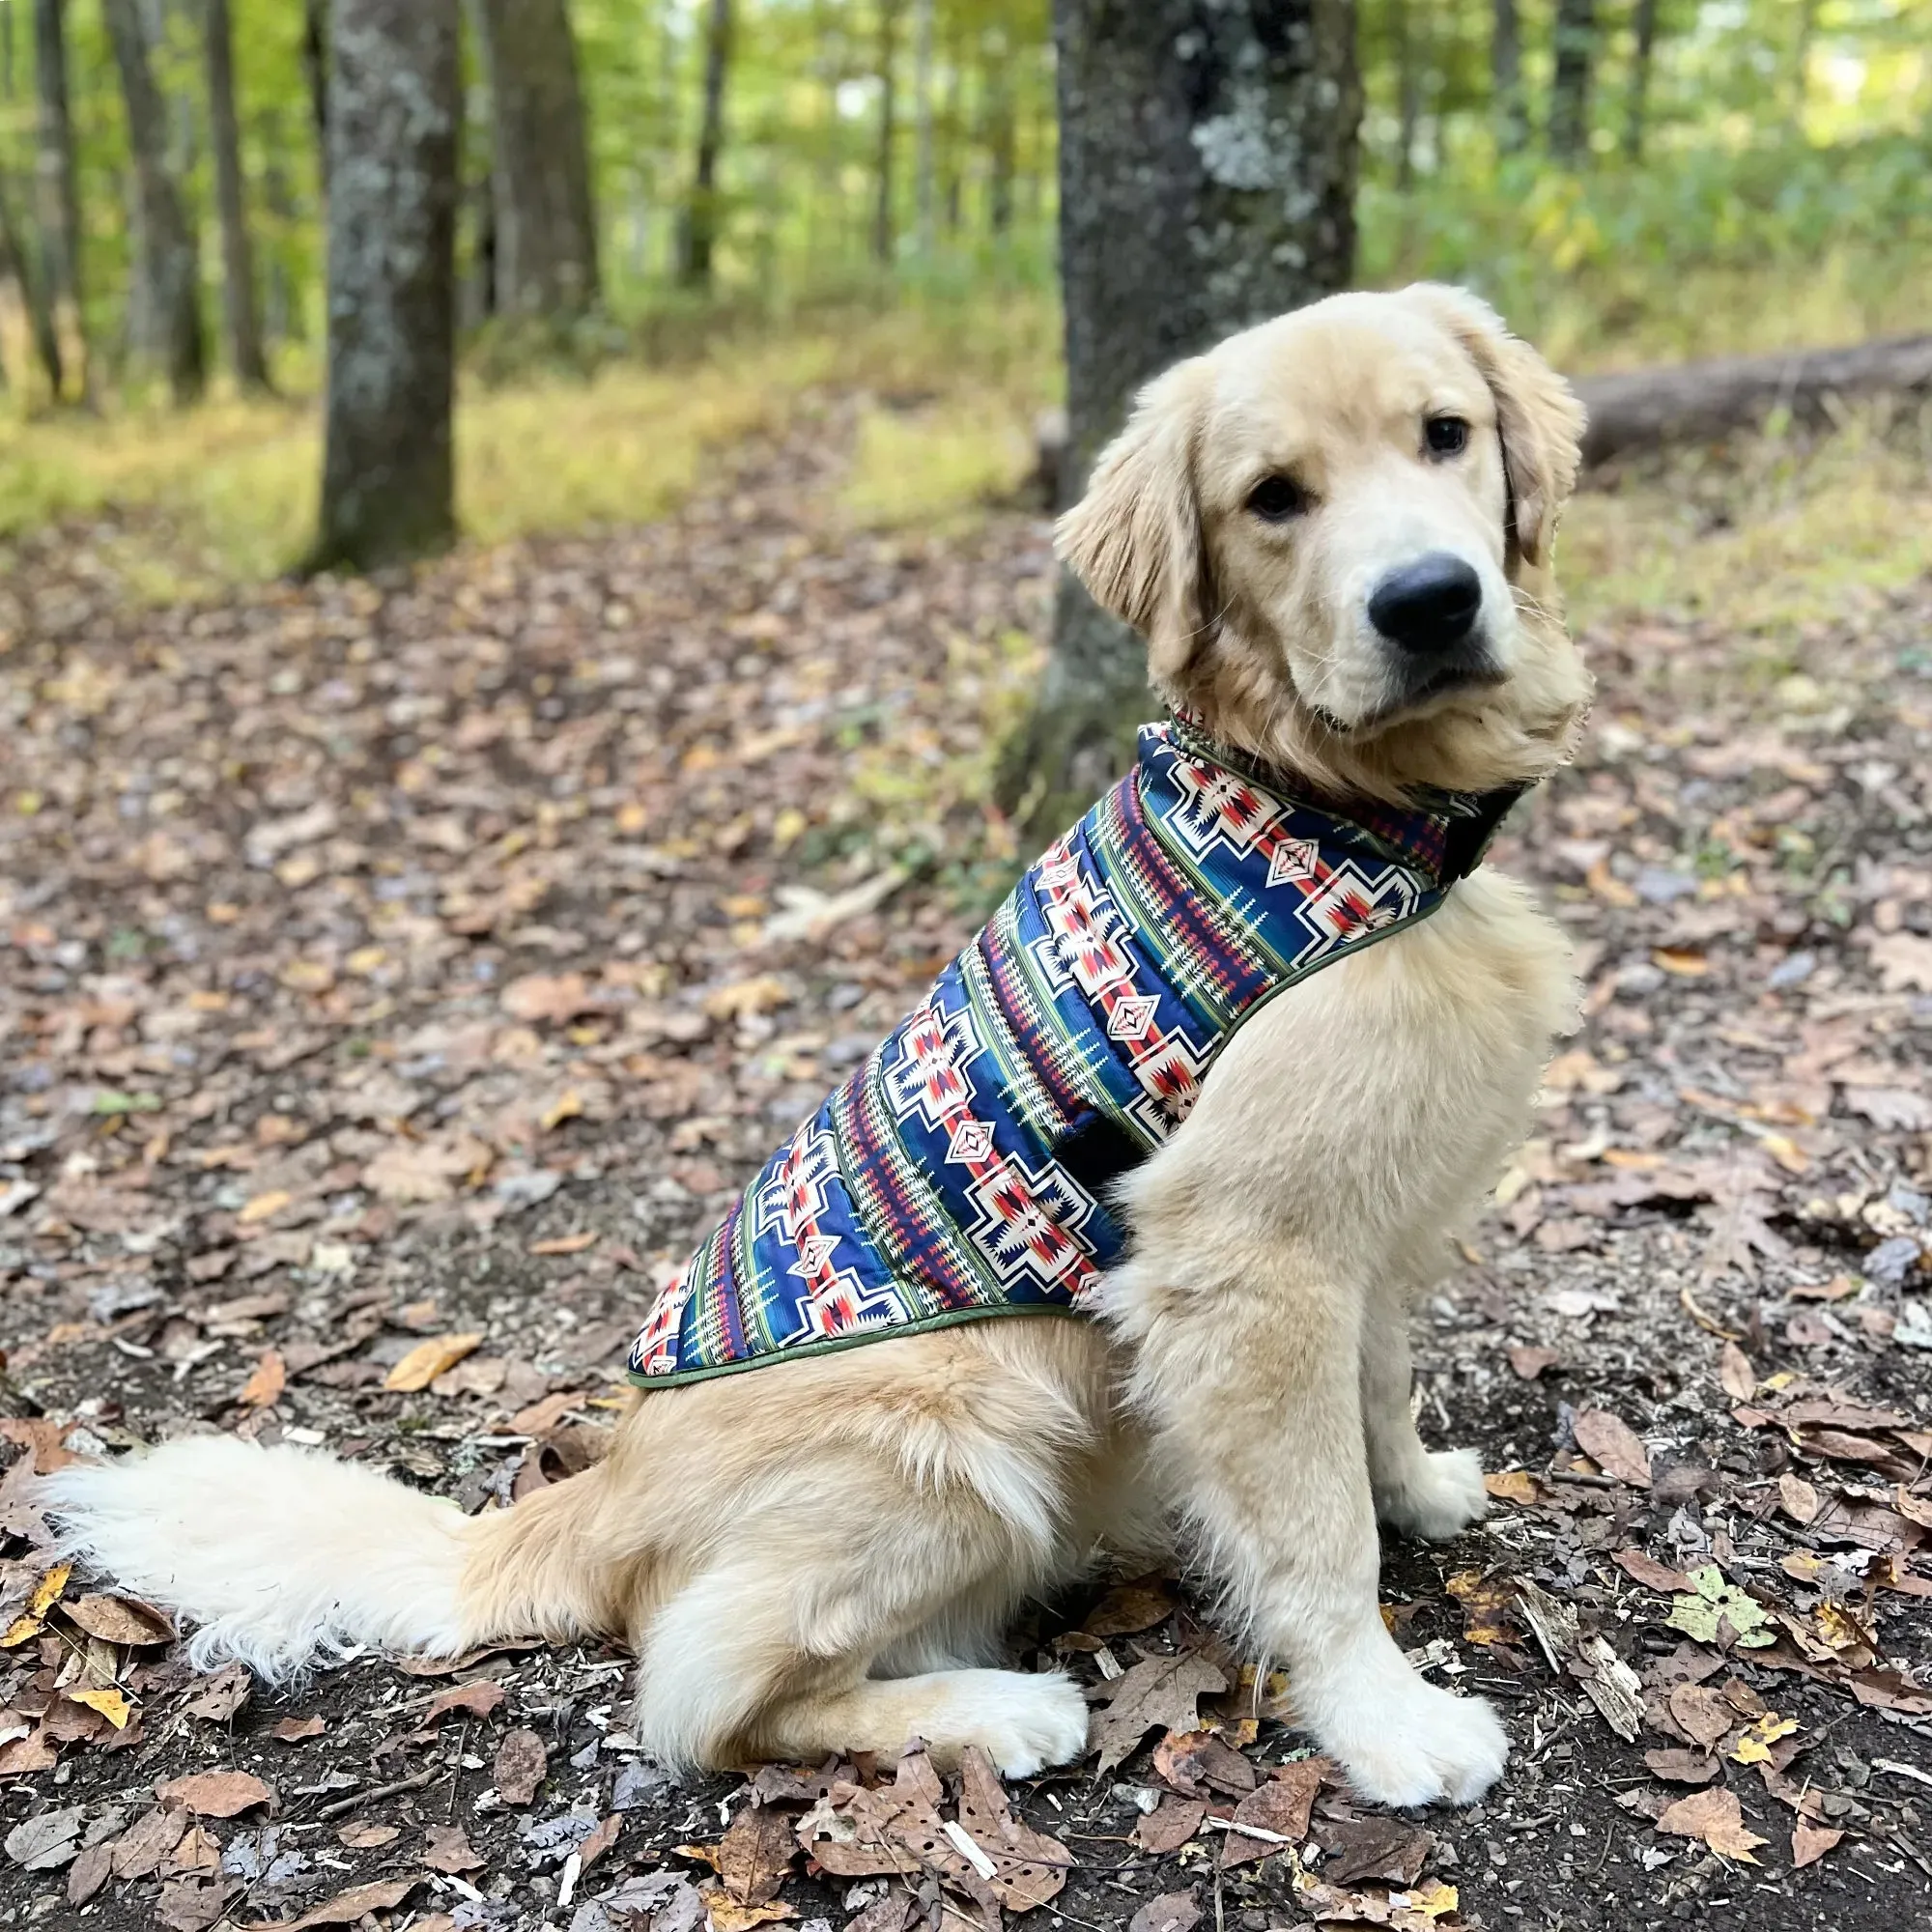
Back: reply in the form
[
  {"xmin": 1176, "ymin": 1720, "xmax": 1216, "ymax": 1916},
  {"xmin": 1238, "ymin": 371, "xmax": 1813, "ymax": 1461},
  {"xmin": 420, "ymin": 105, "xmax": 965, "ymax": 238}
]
[{"xmin": 0, "ymin": 0, "xmax": 1918, "ymax": 572}]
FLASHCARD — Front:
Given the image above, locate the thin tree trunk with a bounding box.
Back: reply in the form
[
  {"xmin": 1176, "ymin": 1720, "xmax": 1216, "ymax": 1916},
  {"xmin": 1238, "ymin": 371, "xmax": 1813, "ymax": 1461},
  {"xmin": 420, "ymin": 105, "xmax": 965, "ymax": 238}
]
[
  {"xmin": 302, "ymin": 0, "xmax": 328, "ymax": 192},
  {"xmin": 984, "ymin": 31, "xmax": 1013, "ymax": 237},
  {"xmin": 1002, "ymin": 0, "xmax": 1360, "ymax": 836},
  {"xmin": 1622, "ymin": 0, "xmax": 1659, "ymax": 161},
  {"xmin": 103, "ymin": 0, "xmax": 206, "ymax": 403},
  {"xmin": 871, "ymin": 0, "xmax": 900, "ymax": 266},
  {"xmin": 469, "ymin": 0, "xmax": 599, "ymax": 317},
  {"xmin": 1790, "ymin": 0, "xmax": 1819, "ymax": 123},
  {"xmin": 32, "ymin": 0, "xmax": 87, "ymax": 400},
  {"xmin": 911, "ymin": 0, "xmax": 934, "ymax": 256},
  {"xmin": 310, "ymin": 0, "xmax": 459, "ymax": 573},
  {"xmin": 1492, "ymin": 0, "xmax": 1525, "ymax": 155},
  {"xmin": 0, "ymin": 159, "xmax": 59, "ymax": 397},
  {"xmin": 941, "ymin": 17, "xmax": 963, "ymax": 233},
  {"xmin": 204, "ymin": 0, "xmax": 270, "ymax": 389},
  {"xmin": 1548, "ymin": 0, "xmax": 1596, "ymax": 165},
  {"xmin": 679, "ymin": 0, "xmax": 731, "ymax": 288},
  {"xmin": 1394, "ymin": 0, "xmax": 1419, "ymax": 191}
]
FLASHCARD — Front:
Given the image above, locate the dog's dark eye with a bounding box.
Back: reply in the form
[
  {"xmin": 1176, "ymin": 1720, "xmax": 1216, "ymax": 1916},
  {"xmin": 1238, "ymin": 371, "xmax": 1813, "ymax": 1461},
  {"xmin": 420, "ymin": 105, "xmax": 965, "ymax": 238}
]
[
  {"xmin": 1426, "ymin": 416, "xmax": 1470, "ymax": 458},
  {"xmin": 1246, "ymin": 474, "xmax": 1310, "ymax": 523}
]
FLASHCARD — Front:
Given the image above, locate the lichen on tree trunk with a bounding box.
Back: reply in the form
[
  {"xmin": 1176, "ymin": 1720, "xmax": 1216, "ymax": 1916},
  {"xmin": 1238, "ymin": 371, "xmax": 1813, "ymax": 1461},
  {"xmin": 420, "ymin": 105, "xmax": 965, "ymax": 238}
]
[
  {"xmin": 308, "ymin": 0, "xmax": 460, "ymax": 575},
  {"xmin": 1000, "ymin": 0, "xmax": 1361, "ymax": 843}
]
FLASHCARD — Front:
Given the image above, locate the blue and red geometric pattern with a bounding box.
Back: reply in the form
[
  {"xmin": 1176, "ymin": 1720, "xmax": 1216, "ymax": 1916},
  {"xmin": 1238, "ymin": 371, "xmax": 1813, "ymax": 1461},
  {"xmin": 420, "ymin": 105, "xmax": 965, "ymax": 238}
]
[{"xmin": 627, "ymin": 717, "xmax": 1521, "ymax": 1387}]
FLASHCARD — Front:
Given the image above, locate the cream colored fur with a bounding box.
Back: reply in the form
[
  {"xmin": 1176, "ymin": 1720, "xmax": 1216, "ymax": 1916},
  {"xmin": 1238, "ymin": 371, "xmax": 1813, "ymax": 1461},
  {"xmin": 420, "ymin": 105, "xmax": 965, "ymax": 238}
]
[{"xmin": 45, "ymin": 284, "xmax": 1588, "ymax": 1805}]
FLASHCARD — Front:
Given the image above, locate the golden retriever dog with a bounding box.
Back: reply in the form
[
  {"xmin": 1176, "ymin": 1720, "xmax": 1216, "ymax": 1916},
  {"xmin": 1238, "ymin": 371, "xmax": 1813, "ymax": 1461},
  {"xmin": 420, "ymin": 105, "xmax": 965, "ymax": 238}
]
[{"xmin": 46, "ymin": 285, "xmax": 1589, "ymax": 1808}]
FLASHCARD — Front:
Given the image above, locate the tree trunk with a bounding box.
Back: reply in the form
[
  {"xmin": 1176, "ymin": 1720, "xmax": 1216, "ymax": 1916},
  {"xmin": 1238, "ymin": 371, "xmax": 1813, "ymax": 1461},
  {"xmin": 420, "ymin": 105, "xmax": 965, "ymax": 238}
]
[
  {"xmin": 469, "ymin": 0, "xmax": 599, "ymax": 317},
  {"xmin": 871, "ymin": 0, "xmax": 900, "ymax": 266},
  {"xmin": 1575, "ymin": 334, "xmax": 1932, "ymax": 468},
  {"xmin": 32, "ymin": 0, "xmax": 88, "ymax": 401},
  {"xmin": 204, "ymin": 0, "xmax": 270, "ymax": 390},
  {"xmin": 911, "ymin": 0, "xmax": 934, "ymax": 256},
  {"xmin": 1002, "ymin": 0, "xmax": 1360, "ymax": 838},
  {"xmin": 1548, "ymin": 0, "xmax": 1595, "ymax": 165},
  {"xmin": 302, "ymin": 0, "xmax": 328, "ymax": 191},
  {"xmin": 1622, "ymin": 0, "xmax": 1659, "ymax": 161},
  {"xmin": 103, "ymin": 0, "xmax": 206, "ymax": 403},
  {"xmin": 1492, "ymin": 0, "xmax": 1524, "ymax": 155},
  {"xmin": 310, "ymin": 0, "xmax": 459, "ymax": 574},
  {"xmin": 984, "ymin": 32, "xmax": 1013, "ymax": 237},
  {"xmin": 0, "ymin": 158, "xmax": 60, "ymax": 397},
  {"xmin": 678, "ymin": 0, "xmax": 731, "ymax": 288},
  {"xmin": 1393, "ymin": 0, "xmax": 1420, "ymax": 191}
]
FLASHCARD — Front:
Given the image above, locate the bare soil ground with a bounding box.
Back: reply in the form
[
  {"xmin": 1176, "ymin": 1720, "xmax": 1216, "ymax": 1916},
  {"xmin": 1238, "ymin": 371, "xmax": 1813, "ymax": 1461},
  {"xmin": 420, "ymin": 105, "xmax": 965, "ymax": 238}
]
[{"xmin": 2, "ymin": 410, "xmax": 1930, "ymax": 1932}]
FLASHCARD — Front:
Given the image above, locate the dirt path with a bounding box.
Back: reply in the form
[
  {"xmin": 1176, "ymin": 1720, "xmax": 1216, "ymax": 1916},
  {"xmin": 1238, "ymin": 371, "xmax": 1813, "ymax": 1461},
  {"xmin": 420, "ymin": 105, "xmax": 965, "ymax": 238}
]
[{"xmin": 2, "ymin": 419, "xmax": 1929, "ymax": 1932}]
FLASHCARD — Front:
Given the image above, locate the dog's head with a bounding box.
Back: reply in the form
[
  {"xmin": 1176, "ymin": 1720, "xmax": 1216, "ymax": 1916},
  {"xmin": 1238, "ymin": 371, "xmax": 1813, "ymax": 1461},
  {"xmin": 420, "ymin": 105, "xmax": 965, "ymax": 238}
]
[{"xmin": 1056, "ymin": 284, "xmax": 1592, "ymax": 799}]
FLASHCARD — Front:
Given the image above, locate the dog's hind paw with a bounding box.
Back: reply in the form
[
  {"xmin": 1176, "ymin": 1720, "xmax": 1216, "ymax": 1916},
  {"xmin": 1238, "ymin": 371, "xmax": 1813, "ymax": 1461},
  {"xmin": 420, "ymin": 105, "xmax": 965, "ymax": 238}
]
[{"xmin": 1376, "ymin": 1446, "xmax": 1489, "ymax": 1543}]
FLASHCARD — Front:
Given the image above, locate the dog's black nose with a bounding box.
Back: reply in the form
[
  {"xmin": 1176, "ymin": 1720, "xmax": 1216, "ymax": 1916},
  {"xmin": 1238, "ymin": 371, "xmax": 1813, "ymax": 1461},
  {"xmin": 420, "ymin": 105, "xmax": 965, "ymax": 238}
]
[{"xmin": 1367, "ymin": 554, "xmax": 1484, "ymax": 655}]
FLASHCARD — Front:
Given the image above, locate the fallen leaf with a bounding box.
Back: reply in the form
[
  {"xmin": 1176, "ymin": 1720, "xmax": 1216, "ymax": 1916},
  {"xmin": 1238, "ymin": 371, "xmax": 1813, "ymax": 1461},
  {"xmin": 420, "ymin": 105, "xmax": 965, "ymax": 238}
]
[
  {"xmin": 1445, "ymin": 1569, "xmax": 1520, "ymax": 1645},
  {"xmin": 67, "ymin": 1838, "xmax": 116, "ymax": 1905},
  {"xmin": 1791, "ymin": 1820, "xmax": 1844, "ymax": 1868},
  {"xmin": 5, "ymin": 1804, "xmax": 85, "ymax": 1869},
  {"xmin": 1127, "ymin": 1893, "xmax": 1200, "ymax": 1932},
  {"xmin": 112, "ymin": 1805, "xmax": 193, "ymax": 1878},
  {"xmin": 702, "ymin": 976, "xmax": 791, "ymax": 1021},
  {"xmin": 1614, "ymin": 1549, "xmax": 1690, "ymax": 1593},
  {"xmin": 1643, "ymin": 1748, "xmax": 1720, "ymax": 1785},
  {"xmin": 1668, "ymin": 1683, "xmax": 1735, "ymax": 1748},
  {"xmin": 1777, "ymin": 1473, "xmax": 1820, "ymax": 1525},
  {"xmin": 1134, "ymin": 1798, "xmax": 1206, "ymax": 1854},
  {"xmin": 1665, "ymin": 1567, "xmax": 1776, "ymax": 1649},
  {"xmin": 1483, "ymin": 1468, "xmax": 1539, "ymax": 1505},
  {"xmin": 579, "ymin": 1811, "xmax": 622, "ymax": 1876},
  {"xmin": 1151, "ymin": 1728, "xmax": 1257, "ymax": 1797},
  {"xmin": 1507, "ymin": 1346, "xmax": 1558, "ymax": 1379},
  {"xmin": 1718, "ymin": 1341, "xmax": 1756, "ymax": 1402},
  {"xmin": 422, "ymin": 1823, "xmax": 484, "ymax": 1873},
  {"xmin": 243, "ymin": 1875, "xmax": 421, "ymax": 1930},
  {"xmin": 384, "ymin": 1332, "xmax": 484, "ymax": 1393},
  {"xmin": 422, "ymin": 1679, "xmax": 505, "ymax": 1724},
  {"xmin": 1656, "ymin": 1786, "xmax": 1768, "ymax": 1862},
  {"xmin": 699, "ymin": 1886, "xmax": 794, "ymax": 1932},
  {"xmin": 239, "ymin": 1348, "xmax": 287, "ymax": 1407},
  {"xmin": 954, "ymin": 1745, "xmax": 1073, "ymax": 1909},
  {"xmin": 528, "ymin": 1231, "xmax": 598, "ymax": 1256},
  {"xmin": 719, "ymin": 1799, "xmax": 799, "ymax": 1907},
  {"xmin": 1319, "ymin": 1816, "xmax": 1432, "ymax": 1887},
  {"xmin": 1730, "ymin": 1715, "xmax": 1799, "ymax": 1765},
  {"xmin": 155, "ymin": 1770, "xmax": 274, "ymax": 1818},
  {"xmin": 182, "ymin": 1662, "xmax": 252, "ymax": 1722},
  {"xmin": 1088, "ymin": 1651, "xmax": 1228, "ymax": 1777},
  {"xmin": 501, "ymin": 972, "xmax": 597, "ymax": 1024},
  {"xmin": 1, "ymin": 1562, "xmax": 71, "ymax": 1647},
  {"xmin": 1573, "ymin": 1408, "xmax": 1652, "ymax": 1486},
  {"xmin": 62, "ymin": 1592, "xmax": 175, "ymax": 1646},
  {"xmin": 66, "ymin": 1687, "xmax": 132, "ymax": 1728},
  {"xmin": 271, "ymin": 1715, "xmax": 327, "ymax": 1743},
  {"xmin": 495, "ymin": 1726, "xmax": 547, "ymax": 1804},
  {"xmin": 0, "ymin": 1419, "xmax": 79, "ymax": 1473},
  {"xmin": 335, "ymin": 1821, "xmax": 399, "ymax": 1849},
  {"xmin": 1080, "ymin": 1579, "xmax": 1176, "ymax": 1637},
  {"xmin": 238, "ymin": 1188, "xmax": 292, "ymax": 1226},
  {"xmin": 1222, "ymin": 1770, "xmax": 1321, "ymax": 1867}
]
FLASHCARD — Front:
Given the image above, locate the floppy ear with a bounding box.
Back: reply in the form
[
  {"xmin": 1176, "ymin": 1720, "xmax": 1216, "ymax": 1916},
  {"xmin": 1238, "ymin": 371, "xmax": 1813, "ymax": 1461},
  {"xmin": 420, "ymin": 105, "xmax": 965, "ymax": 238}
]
[
  {"xmin": 1401, "ymin": 283, "xmax": 1586, "ymax": 569},
  {"xmin": 1054, "ymin": 359, "xmax": 1213, "ymax": 682}
]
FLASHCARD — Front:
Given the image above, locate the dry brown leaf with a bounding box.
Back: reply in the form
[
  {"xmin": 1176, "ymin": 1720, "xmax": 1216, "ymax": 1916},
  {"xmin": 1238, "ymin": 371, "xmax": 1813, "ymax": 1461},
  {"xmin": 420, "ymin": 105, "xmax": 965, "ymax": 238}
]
[
  {"xmin": 1088, "ymin": 1650, "xmax": 1228, "ymax": 1777},
  {"xmin": 719, "ymin": 1798, "xmax": 800, "ymax": 1907},
  {"xmin": 1718, "ymin": 1341, "xmax": 1756, "ymax": 1402},
  {"xmin": 579, "ymin": 1811, "xmax": 622, "ymax": 1877},
  {"xmin": 1574, "ymin": 1408, "xmax": 1652, "ymax": 1486},
  {"xmin": 500, "ymin": 971, "xmax": 596, "ymax": 1024},
  {"xmin": 1079, "ymin": 1579, "xmax": 1176, "ymax": 1638},
  {"xmin": 1778, "ymin": 1473, "xmax": 1820, "ymax": 1525},
  {"xmin": 238, "ymin": 1348, "xmax": 287, "ymax": 1408},
  {"xmin": 1484, "ymin": 1468, "xmax": 1540, "ymax": 1505},
  {"xmin": 494, "ymin": 1726, "xmax": 548, "ymax": 1804},
  {"xmin": 243, "ymin": 1876, "xmax": 420, "ymax": 1931},
  {"xmin": 1644, "ymin": 1748, "xmax": 1720, "ymax": 1784},
  {"xmin": 1667, "ymin": 1682, "xmax": 1735, "ymax": 1748},
  {"xmin": 422, "ymin": 1823, "xmax": 484, "ymax": 1873},
  {"xmin": 700, "ymin": 1886, "xmax": 795, "ymax": 1932},
  {"xmin": 384, "ymin": 1332, "xmax": 484, "ymax": 1393},
  {"xmin": 1655, "ymin": 1786, "xmax": 1768, "ymax": 1862},
  {"xmin": 1319, "ymin": 1816, "xmax": 1433, "ymax": 1887},
  {"xmin": 1444, "ymin": 1569, "xmax": 1520, "ymax": 1645},
  {"xmin": 154, "ymin": 1770, "xmax": 274, "ymax": 1818},
  {"xmin": 1151, "ymin": 1728, "xmax": 1257, "ymax": 1797},
  {"xmin": 1220, "ymin": 1767, "xmax": 1322, "ymax": 1868},
  {"xmin": 0, "ymin": 1418, "xmax": 79, "ymax": 1474},
  {"xmin": 1127, "ymin": 1893, "xmax": 1201, "ymax": 1932},
  {"xmin": 1133, "ymin": 1798, "xmax": 1207, "ymax": 1854},
  {"xmin": 270, "ymin": 1714, "xmax": 327, "ymax": 1743},
  {"xmin": 111, "ymin": 1805, "xmax": 193, "ymax": 1878},
  {"xmin": 63, "ymin": 1592, "xmax": 175, "ymax": 1646},
  {"xmin": 1507, "ymin": 1345, "xmax": 1559, "ymax": 1379},
  {"xmin": 182, "ymin": 1662, "xmax": 252, "ymax": 1722},
  {"xmin": 1613, "ymin": 1549, "xmax": 1690, "ymax": 1593},
  {"xmin": 334, "ymin": 1821, "xmax": 398, "ymax": 1849},
  {"xmin": 1791, "ymin": 1820, "xmax": 1844, "ymax": 1868},
  {"xmin": 422, "ymin": 1678, "xmax": 505, "ymax": 1724},
  {"xmin": 955, "ymin": 1744, "xmax": 1073, "ymax": 1909}
]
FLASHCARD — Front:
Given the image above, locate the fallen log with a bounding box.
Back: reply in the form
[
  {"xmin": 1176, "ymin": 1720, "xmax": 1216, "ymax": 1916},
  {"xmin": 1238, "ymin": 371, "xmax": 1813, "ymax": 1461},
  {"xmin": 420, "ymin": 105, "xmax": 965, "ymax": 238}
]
[
  {"xmin": 1573, "ymin": 333, "xmax": 1932, "ymax": 467},
  {"xmin": 1031, "ymin": 332, "xmax": 1932, "ymax": 498}
]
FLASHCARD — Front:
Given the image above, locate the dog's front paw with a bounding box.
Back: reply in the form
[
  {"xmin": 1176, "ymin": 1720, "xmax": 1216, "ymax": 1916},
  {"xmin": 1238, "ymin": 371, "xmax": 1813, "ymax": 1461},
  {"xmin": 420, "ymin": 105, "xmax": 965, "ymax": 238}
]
[
  {"xmin": 1326, "ymin": 1676, "xmax": 1508, "ymax": 1808},
  {"xmin": 973, "ymin": 1670, "xmax": 1092, "ymax": 1778},
  {"xmin": 1377, "ymin": 1447, "xmax": 1489, "ymax": 1542}
]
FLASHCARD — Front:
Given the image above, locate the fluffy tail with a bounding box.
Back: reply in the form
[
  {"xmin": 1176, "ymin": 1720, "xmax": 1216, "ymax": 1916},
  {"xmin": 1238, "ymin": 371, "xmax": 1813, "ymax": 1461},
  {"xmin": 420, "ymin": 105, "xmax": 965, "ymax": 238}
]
[{"xmin": 41, "ymin": 1435, "xmax": 612, "ymax": 1681}]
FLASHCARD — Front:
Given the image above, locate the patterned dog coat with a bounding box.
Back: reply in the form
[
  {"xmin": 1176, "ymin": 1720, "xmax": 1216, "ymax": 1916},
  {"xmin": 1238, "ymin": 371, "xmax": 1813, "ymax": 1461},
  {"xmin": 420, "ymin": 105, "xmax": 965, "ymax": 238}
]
[{"xmin": 627, "ymin": 716, "xmax": 1523, "ymax": 1388}]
